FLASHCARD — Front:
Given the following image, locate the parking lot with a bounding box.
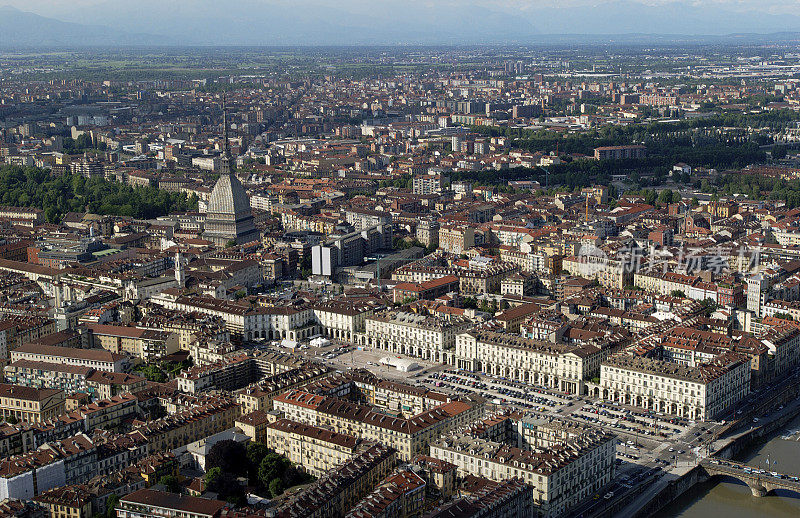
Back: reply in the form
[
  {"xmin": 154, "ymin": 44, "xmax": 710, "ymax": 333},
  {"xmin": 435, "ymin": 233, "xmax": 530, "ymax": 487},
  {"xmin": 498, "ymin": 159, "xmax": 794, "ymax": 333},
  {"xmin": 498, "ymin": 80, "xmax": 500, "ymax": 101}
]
[
  {"xmin": 258, "ymin": 340, "xmax": 745, "ymax": 516},
  {"xmin": 282, "ymin": 341, "xmax": 447, "ymax": 382}
]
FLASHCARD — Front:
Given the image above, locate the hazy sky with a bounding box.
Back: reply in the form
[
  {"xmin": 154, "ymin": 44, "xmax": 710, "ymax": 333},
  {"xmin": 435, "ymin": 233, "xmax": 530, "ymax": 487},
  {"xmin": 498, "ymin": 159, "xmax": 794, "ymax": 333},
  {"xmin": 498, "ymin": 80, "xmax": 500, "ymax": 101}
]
[{"xmin": 5, "ymin": 0, "xmax": 800, "ymax": 16}]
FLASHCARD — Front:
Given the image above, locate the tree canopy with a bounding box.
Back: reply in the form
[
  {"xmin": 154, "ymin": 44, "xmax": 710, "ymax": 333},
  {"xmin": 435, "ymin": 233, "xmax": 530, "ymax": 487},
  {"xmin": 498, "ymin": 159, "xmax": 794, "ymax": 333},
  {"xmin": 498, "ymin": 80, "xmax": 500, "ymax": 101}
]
[
  {"xmin": 199, "ymin": 441, "xmax": 312, "ymax": 501},
  {"xmin": 0, "ymin": 165, "xmax": 197, "ymax": 223},
  {"xmin": 206, "ymin": 440, "xmax": 249, "ymax": 477}
]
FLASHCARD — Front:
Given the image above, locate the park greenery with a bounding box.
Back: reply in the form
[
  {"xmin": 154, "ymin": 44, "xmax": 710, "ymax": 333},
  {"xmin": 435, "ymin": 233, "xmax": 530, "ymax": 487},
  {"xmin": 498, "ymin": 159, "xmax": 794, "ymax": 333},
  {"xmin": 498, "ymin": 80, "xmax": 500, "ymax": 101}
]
[
  {"xmin": 0, "ymin": 165, "xmax": 198, "ymax": 223},
  {"xmin": 62, "ymin": 134, "xmax": 106, "ymax": 154},
  {"xmin": 202, "ymin": 440, "xmax": 313, "ymax": 503},
  {"xmin": 715, "ymin": 174, "xmax": 800, "ymax": 209},
  {"xmin": 132, "ymin": 359, "xmax": 193, "ymax": 383},
  {"xmin": 158, "ymin": 475, "xmax": 182, "ymax": 493},
  {"xmin": 463, "ymin": 109, "xmax": 800, "ymax": 189}
]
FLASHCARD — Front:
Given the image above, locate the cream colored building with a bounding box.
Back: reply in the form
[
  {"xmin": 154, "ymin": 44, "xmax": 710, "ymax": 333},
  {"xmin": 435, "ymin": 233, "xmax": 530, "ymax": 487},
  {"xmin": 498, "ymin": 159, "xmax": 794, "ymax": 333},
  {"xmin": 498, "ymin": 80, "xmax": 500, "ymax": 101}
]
[
  {"xmin": 453, "ymin": 330, "xmax": 602, "ymax": 395},
  {"xmin": 361, "ymin": 310, "xmax": 472, "ymax": 363},
  {"xmin": 597, "ymin": 352, "xmax": 750, "ymax": 420},
  {"xmin": 234, "ymin": 365, "xmax": 330, "ymax": 414},
  {"xmin": 0, "ymin": 384, "xmax": 65, "ymax": 423},
  {"xmin": 150, "ymin": 294, "xmax": 319, "ymax": 342},
  {"xmin": 438, "ymin": 224, "xmax": 475, "ymax": 255},
  {"xmin": 562, "ymin": 254, "xmax": 631, "ymax": 289},
  {"xmin": 312, "ymin": 300, "xmax": 379, "ymax": 342},
  {"xmin": 265, "ymin": 418, "xmax": 366, "ymax": 477},
  {"xmin": 430, "ymin": 429, "xmax": 615, "ymax": 518},
  {"xmin": 87, "ymin": 324, "xmax": 180, "ymax": 362},
  {"xmin": 272, "ymin": 389, "xmax": 483, "ymax": 461},
  {"xmin": 235, "ymin": 410, "xmax": 272, "ymax": 443}
]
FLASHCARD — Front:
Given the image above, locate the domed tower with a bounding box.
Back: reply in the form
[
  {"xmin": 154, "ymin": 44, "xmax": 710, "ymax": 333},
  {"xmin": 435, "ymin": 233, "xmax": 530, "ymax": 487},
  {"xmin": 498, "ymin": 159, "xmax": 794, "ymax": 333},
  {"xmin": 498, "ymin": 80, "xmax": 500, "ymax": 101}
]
[{"xmin": 202, "ymin": 96, "xmax": 259, "ymax": 247}]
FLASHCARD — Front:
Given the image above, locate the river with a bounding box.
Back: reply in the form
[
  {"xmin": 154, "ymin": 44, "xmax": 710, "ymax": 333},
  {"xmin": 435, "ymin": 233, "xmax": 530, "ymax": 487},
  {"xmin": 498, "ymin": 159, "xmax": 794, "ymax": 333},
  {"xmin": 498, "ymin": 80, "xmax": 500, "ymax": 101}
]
[{"xmin": 656, "ymin": 414, "xmax": 800, "ymax": 518}]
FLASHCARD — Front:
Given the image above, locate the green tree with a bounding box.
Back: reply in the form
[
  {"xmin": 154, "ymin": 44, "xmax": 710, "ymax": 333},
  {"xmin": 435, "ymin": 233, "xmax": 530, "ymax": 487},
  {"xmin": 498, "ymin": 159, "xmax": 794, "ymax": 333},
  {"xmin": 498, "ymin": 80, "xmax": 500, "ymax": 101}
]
[
  {"xmin": 0, "ymin": 165, "xmax": 198, "ymax": 223},
  {"xmin": 773, "ymin": 144, "xmax": 788, "ymax": 160},
  {"xmin": 257, "ymin": 453, "xmax": 289, "ymax": 489},
  {"xmin": 206, "ymin": 440, "xmax": 249, "ymax": 477},
  {"xmin": 246, "ymin": 442, "xmax": 272, "ymax": 482},
  {"xmin": 159, "ymin": 475, "xmax": 181, "ymax": 493},
  {"xmin": 133, "ymin": 364, "xmax": 167, "ymax": 383},
  {"xmin": 105, "ymin": 495, "xmax": 119, "ymax": 518},
  {"xmin": 268, "ymin": 478, "xmax": 284, "ymax": 498},
  {"xmin": 700, "ymin": 298, "xmax": 719, "ymax": 317},
  {"xmin": 657, "ymin": 189, "xmax": 674, "ymax": 205},
  {"xmin": 205, "ymin": 466, "xmax": 221, "ymax": 487},
  {"xmin": 205, "ymin": 467, "xmax": 244, "ymax": 504}
]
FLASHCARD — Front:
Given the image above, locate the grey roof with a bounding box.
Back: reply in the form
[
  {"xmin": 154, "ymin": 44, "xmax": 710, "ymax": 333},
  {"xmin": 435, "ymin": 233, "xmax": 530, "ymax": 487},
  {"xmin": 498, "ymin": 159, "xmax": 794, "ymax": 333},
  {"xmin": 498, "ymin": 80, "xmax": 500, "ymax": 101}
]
[{"xmin": 207, "ymin": 174, "xmax": 251, "ymax": 216}]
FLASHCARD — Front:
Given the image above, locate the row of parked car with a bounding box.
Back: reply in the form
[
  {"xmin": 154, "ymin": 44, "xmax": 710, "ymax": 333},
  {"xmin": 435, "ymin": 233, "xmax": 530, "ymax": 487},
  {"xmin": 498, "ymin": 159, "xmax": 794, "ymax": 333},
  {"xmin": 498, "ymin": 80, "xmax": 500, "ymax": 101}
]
[{"xmin": 709, "ymin": 459, "xmax": 800, "ymax": 481}]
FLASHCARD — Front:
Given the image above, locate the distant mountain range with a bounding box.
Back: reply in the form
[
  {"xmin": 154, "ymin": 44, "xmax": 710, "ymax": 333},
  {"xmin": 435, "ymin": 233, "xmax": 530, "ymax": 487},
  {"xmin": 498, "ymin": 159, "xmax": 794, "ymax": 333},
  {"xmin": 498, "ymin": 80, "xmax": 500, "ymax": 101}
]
[
  {"xmin": 2, "ymin": 1, "xmax": 800, "ymax": 47},
  {"xmin": 0, "ymin": 5, "xmax": 161, "ymax": 47}
]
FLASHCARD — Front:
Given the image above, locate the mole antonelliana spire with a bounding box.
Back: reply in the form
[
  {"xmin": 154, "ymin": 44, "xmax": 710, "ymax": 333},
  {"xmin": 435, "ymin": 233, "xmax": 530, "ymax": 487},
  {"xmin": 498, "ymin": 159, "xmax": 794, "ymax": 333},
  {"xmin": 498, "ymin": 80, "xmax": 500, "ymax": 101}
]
[
  {"xmin": 202, "ymin": 93, "xmax": 259, "ymax": 246},
  {"xmin": 220, "ymin": 93, "xmax": 232, "ymax": 175}
]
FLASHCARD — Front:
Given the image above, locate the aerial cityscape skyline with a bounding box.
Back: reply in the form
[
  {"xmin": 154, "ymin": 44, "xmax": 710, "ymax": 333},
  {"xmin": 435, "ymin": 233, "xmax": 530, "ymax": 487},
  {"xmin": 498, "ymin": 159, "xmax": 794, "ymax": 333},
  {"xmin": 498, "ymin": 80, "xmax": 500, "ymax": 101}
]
[{"xmin": 1, "ymin": 4, "xmax": 800, "ymax": 518}]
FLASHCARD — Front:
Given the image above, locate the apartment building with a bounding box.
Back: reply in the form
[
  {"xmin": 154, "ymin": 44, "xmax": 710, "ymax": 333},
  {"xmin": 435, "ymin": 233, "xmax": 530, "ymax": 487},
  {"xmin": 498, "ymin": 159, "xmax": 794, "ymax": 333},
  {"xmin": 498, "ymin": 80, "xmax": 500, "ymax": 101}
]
[
  {"xmin": 598, "ymin": 352, "xmax": 751, "ymax": 420},
  {"xmin": 412, "ymin": 173, "xmax": 449, "ymax": 195},
  {"xmin": 85, "ymin": 324, "xmax": 179, "ymax": 362},
  {"xmin": 562, "ymin": 254, "xmax": 631, "ymax": 289},
  {"xmin": 11, "ymin": 344, "xmax": 129, "ymax": 373},
  {"xmin": 138, "ymin": 308, "xmax": 229, "ymax": 351},
  {"xmin": 392, "ymin": 275, "xmax": 460, "ymax": 304},
  {"xmin": 129, "ymin": 397, "xmax": 239, "ymax": 452},
  {"xmin": 425, "ymin": 477, "xmax": 534, "ymax": 518},
  {"xmin": 453, "ymin": 330, "xmax": 602, "ymax": 395},
  {"xmin": 345, "ymin": 208, "xmax": 393, "ymax": 234},
  {"xmin": 361, "ymin": 310, "xmax": 472, "ymax": 363},
  {"xmin": 117, "ymin": 489, "xmax": 226, "ymax": 518},
  {"xmin": 0, "ymin": 434, "xmax": 96, "ymax": 501},
  {"xmin": 272, "ymin": 389, "xmax": 483, "ymax": 461},
  {"xmin": 438, "ymin": 224, "xmax": 475, "ymax": 255},
  {"xmin": 299, "ymin": 370, "xmax": 454, "ymax": 418},
  {"xmin": 275, "ymin": 443, "xmax": 397, "ymax": 518},
  {"xmin": 234, "ymin": 365, "xmax": 331, "ymax": 413},
  {"xmin": 431, "ymin": 429, "xmax": 614, "ymax": 518},
  {"xmin": 0, "ymin": 316, "xmax": 57, "ymax": 357},
  {"xmin": 151, "ymin": 294, "xmax": 318, "ymax": 342},
  {"xmin": 345, "ymin": 469, "xmax": 426, "ymax": 518},
  {"xmin": 593, "ymin": 145, "xmax": 646, "ymax": 160},
  {"xmin": 459, "ymin": 261, "xmax": 520, "ymax": 295},
  {"xmin": 265, "ymin": 418, "xmax": 367, "ymax": 477},
  {"xmin": 34, "ymin": 486, "xmax": 94, "ymax": 518},
  {"xmin": 501, "ymin": 273, "xmax": 537, "ymax": 297},
  {"xmin": 85, "ymin": 371, "xmax": 147, "ymax": 400},
  {"xmin": 4, "ymin": 361, "xmax": 93, "ymax": 397},
  {"xmin": 415, "ymin": 219, "xmax": 439, "ymax": 248},
  {"xmin": 78, "ymin": 394, "xmax": 139, "ymax": 432},
  {"xmin": 0, "ymin": 384, "xmax": 65, "ymax": 424},
  {"xmin": 176, "ymin": 354, "xmax": 252, "ymax": 394},
  {"xmin": 311, "ymin": 300, "xmax": 380, "ymax": 342},
  {"xmin": 234, "ymin": 410, "xmax": 272, "ymax": 443}
]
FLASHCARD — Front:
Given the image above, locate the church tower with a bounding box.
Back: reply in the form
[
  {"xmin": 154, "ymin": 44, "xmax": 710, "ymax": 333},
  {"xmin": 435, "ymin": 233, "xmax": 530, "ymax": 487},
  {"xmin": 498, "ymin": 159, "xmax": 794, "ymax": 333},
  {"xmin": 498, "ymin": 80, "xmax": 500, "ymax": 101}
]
[{"xmin": 175, "ymin": 251, "xmax": 185, "ymax": 287}]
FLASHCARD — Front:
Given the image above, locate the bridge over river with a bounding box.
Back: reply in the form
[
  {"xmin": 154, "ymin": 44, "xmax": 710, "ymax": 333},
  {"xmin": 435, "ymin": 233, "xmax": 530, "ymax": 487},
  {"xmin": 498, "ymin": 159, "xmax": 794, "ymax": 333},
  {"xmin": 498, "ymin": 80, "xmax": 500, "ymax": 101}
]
[{"xmin": 700, "ymin": 458, "xmax": 800, "ymax": 497}]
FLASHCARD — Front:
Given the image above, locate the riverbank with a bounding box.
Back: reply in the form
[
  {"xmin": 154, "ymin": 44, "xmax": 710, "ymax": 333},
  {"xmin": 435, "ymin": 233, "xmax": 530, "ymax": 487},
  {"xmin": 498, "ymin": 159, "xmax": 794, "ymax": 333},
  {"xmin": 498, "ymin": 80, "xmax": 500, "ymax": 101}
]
[{"xmin": 621, "ymin": 384, "xmax": 800, "ymax": 518}]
